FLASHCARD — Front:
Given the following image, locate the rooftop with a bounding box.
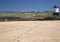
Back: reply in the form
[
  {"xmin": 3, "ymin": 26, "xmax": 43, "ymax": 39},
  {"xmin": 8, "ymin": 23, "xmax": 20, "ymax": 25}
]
[{"xmin": 53, "ymin": 5, "xmax": 59, "ymax": 8}]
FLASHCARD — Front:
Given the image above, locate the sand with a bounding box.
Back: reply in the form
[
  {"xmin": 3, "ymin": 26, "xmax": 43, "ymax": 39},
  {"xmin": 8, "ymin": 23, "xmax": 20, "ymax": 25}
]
[{"xmin": 0, "ymin": 21, "xmax": 60, "ymax": 42}]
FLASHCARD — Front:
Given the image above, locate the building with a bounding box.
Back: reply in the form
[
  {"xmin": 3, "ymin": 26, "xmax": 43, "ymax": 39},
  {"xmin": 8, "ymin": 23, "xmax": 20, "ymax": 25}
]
[{"xmin": 53, "ymin": 5, "xmax": 59, "ymax": 16}]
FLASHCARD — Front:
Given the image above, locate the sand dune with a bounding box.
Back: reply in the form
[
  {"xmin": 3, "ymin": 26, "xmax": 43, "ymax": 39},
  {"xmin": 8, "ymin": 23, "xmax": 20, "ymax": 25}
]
[{"xmin": 0, "ymin": 21, "xmax": 60, "ymax": 42}]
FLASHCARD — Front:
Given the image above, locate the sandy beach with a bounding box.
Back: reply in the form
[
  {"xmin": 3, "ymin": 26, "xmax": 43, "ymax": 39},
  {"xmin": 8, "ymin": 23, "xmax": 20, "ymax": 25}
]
[{"xmin": 0, "ymin": 21, "xmax": 60, "ymax": 42}]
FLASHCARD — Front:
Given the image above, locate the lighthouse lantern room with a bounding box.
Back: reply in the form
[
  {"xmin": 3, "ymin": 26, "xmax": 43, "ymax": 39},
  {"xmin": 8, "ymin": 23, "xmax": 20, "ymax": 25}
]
[{"xmin": 53, "ymin": 5, "xmax": 59, "ymax": 16}]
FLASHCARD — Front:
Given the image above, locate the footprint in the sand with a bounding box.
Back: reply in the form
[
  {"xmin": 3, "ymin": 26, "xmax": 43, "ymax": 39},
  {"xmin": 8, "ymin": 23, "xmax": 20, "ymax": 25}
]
[
  {"xmin": 17, "ymin": 36, "xmax": 20, "ymax": 38},
  {"xmin": 24, "ymin": 32, "xmax": 27, "ymax": 35},
  {"xmin": 42, "ymin": 40, "xmax": 46, "ymax": 42},
  {"xmin": 24, "ymin": 30, "xmax": 30, "ymax": 34},
  {"xmin": 13, "ymin": 40, "xmax": 20, "ymax": 42},
  {"xmin": 24, "ymin": 28, "xmax": 34, "ymax": 35},
  {"xmin": 55, "ymin": 40, "xmax": 58, "ymax": 42},
  {"xmin": 26, "ymin": 30, "xmax": 29, "ymax": 32},
  {"xmin": 17, "ymin": 39, "xmax": 20, "ymax": 42},
  {"xmin": 13, "ymin": 38, "xmax": 20, "ymax": 42},
  {"xmin": 32, "ymin": 40, "xmax": 39, "ymax": 42},
  {"xmin": 13, "ymin": 39, "xmax": 15, "ymax": 41},
  {"xmin": 53, "ymin": 39, "xmax": 60, "ymax": 42},
  {"xmin": 26, "ymin": 29, "xmax": 33, "ymax": 33},
  {"xmin": 12, "ymin": 36, "xmax": 20, "ymax": 42},
  {"xmin": 20, "ymin": 34, "xmax": 24, "ymax": 36},
  {"xmin": 30, "ymin": 28, "xmax": 33, "ymax": 31}
]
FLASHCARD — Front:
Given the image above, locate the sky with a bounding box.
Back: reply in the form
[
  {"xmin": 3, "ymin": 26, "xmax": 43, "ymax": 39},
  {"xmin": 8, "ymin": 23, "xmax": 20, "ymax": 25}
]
[{"xmin": 0, "ymin": 0, "xmax": 60, "ymax": 11}]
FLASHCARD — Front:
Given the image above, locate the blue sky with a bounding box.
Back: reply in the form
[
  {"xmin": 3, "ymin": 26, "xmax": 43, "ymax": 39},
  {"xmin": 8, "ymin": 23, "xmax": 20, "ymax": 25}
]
[{"xmin": 0, "ymin": 0, "xmax": 60, "ymax": 11}]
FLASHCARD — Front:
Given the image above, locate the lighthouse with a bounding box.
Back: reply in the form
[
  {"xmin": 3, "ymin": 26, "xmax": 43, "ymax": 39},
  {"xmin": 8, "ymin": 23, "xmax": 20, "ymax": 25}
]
[{"xmin": 53, "ymin": 5, "xmax": 59, "ymax": 16}]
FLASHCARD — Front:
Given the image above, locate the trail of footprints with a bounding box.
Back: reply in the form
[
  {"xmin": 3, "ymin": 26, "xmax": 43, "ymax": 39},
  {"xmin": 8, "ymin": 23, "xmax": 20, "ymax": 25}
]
[
  {"xmin": 12, "ymin": 27, "xmax": 60, "ymax": 42},
  {"xmin": 12, "ymin": 27, "xmax": 36, "ymax": 42}
]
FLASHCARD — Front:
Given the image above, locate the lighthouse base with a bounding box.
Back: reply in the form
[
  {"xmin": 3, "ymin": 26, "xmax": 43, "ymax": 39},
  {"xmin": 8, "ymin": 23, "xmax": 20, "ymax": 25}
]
[{"xmin": 53, "ymin": 12, "xmax": 59, "ymax": 16}]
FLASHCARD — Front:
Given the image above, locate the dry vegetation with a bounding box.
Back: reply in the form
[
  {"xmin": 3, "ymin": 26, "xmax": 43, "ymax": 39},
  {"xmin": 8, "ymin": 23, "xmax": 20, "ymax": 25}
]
[
  {"xmin": 0, "ymin": 11, "xmax": 53, "ymax": 14},
  {"xmin": 0, "ymin": 21, "xmax": 60, "ymax": 42}
]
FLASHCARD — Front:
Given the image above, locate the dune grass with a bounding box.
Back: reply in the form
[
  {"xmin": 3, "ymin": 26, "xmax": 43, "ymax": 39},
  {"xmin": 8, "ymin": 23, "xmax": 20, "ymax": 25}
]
[{"xmin": 0, "ymin": 11, "xmax": 53, "ymax": 14}]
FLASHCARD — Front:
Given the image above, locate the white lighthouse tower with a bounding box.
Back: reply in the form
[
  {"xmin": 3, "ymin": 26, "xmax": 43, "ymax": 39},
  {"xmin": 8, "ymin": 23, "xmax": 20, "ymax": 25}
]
[{"xmin": 53, "ymin": 5, "xmax": 59, "ymax": 16}]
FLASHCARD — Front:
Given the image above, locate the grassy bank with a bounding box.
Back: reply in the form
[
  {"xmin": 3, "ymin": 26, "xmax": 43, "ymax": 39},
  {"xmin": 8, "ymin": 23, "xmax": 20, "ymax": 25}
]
[{"xmin": 0, "ymin": 11, "xmax": 53, "ymax": 14}]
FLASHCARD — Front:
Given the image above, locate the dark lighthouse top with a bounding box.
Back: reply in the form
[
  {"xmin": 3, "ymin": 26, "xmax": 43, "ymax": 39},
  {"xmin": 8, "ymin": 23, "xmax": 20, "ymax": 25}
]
[{"xmin": 53, "ymin": 5, "xmax": 59, "ymax": 8}]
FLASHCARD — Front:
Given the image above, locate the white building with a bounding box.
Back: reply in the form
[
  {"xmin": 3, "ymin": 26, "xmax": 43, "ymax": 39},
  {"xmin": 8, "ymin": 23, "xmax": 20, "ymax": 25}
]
[
  {"xmin": 53, "ymin": 5, "xmax": 59, "ymax": 13},
  {"xmin": 53, "ymin": 5, "xmax": 59, "ymax": 16}
]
